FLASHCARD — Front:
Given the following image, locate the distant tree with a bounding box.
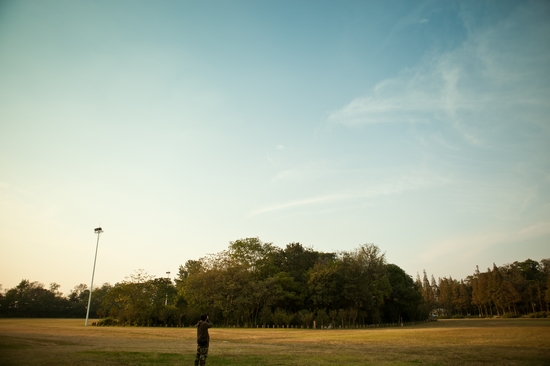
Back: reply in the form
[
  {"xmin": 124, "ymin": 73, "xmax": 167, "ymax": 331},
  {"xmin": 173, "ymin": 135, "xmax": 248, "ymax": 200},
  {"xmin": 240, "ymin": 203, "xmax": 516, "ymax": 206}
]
[
  {"xmin": 98, "ymin": 270, "xmax": 177, "ymax": 326},
  {"xmin": 457, "ymin": 280, "xmax": 472, "ymax": 315},
  {"xmin": 542, "ymin": 259, "xmax": 550, "ymax": 312},
  {"xmin": 420, "ymin": 270, "xmax": 437, "ymax": 316},
  {"xmin": 227, "ymin": 237, "xmax": 277, "ymax": 277},
  {"xmin": 1, "ymin": 280, "xmax": 67, "ymax": 317},
  {"xmin": 307, "ymin": 258, "xmax": 341, "ymax": 310},
  {"xmin": 488, "ymin": 264, "xmax": 504, "ymax": 316},
  {"xmin": 431, "ymin": 275, "xmax": 439, "ymax": 309},
  {"xmin": 275, "ymin": 243, "xmax": 335, "ymax": 311},
  {"xmin": 438, "ymin": 276, "xmax": 468, "ymax": 316},
  {"xmin": 272, "ymin": 308, "xmax": 293, "ymax": 327},
  {"xmin": 328, "ymin": 309, "xmax": 338, "ymax": 327},
  {"xmin": 90, "ymin": 283, "xmax": 111, "ymax": 318},
  {"xmin": 259, "ymin": 306, "xmax": 272, "ymax": 326},
  {"xmin": 315, "ymin": 308, "xmax": 329, "ymax": 328},
  {"xmin": 471, "ymin": 266, "xmax": 485, "ymax": 316},
  {"xmin": 67, "ymin": 284, "xmax": 89, "ymax": 317},
  {"xmin": 298, "ymin": 309, "xmax": 314, "ymax": 328},
  {"xmin": 340, "ymin": 244, "xmax": 391, "ymax": 323},
  {"xmin": 384, "ymin": 264, "xmax": 424, "ymax": 322},
  {"xmin": 0, "ymin": 285, "xmax": 4, "ymax": 314}
]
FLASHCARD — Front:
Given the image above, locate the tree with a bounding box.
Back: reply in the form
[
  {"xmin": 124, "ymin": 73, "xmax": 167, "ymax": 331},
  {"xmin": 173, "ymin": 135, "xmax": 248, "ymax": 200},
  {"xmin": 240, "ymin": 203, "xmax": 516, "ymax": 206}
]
[
  {"xmin": 272, "ymin": 308, "xmax": 294, "ymax": 327},
  {"xmin": 488, "ymin": 264, "xmax": 504, "ymax": 316},
  {"xmin": 1, "ymin": 280, "xmax": 66, "ymax": 317},
  {"xmin": 457, "ymin": 280, "xmax": 472, "ymax": 315},
  {"xmin": 471, "ymin": 266, "xmax": 486, "ymax": 317},
  {"xmin": 340, "ymin": 244, "xmax": 391, "ymax": 321},
  {"xmin": 276, "ymin": 243, "xmax": 335, "ymax": 311},
  {"xmin": 438, "ymin": 277, "xmax": 455, "ymax": 316},
  {"xmin": 308, "ymin": 259, "xmax": 341, "ymax": 310},
  {"xmin": 384, "ymin": 264, "xmax": 424, "ymax": 322},
  {"xmin": 227, "ymin": 237, "xmax": 277, "ymax": 277},
  {"xmin": 97, "ymin": 240, "xmax": 427, "ymax": 326},
  {"xmin": 419, "ymin": 270, "xmax": 437, "ymax": 316},
  {"xmin": 542, "ymin": 258, "xmax": 550, "ymax": 312},
  {"xmin": 298, "ymin": 309, "xmax": 314, "ymax": 328},
  {"xmin": 308, "ymin": 244, "xmax": 391, "ymax": 325},
  {"xmin": 259, "ymin": 306, "xmax": 272, "ymax": 326},
  {"xmin": 315, "ymin": 308, "xmax": 329, "ymax": 328},
  {"xmin": 99, "ymin": 270, "xmax": 177, "ymax": 326}
]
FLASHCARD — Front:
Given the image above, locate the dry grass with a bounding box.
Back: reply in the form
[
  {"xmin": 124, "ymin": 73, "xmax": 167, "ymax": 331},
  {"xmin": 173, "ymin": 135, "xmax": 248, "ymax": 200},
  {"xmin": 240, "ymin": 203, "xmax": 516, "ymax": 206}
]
[{"xmin": 1, "ymin": 318, "xmax": 549, "ymax": 365}]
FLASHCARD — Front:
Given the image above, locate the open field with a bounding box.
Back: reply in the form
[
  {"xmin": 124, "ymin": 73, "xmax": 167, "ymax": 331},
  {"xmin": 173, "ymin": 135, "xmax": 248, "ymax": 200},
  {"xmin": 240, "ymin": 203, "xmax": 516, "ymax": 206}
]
[{"xmin": 1, "ymin": 318, "xmax": 549, "ymax": 365}]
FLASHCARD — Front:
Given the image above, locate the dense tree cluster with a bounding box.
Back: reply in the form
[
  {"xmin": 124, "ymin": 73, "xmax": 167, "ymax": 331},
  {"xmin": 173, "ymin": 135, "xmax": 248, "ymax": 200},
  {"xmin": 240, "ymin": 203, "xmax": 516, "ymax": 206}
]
[
  {"xmin": 0, "ymin": 280, "xmax": 110, "ymax": 318},
  {"xmin": 418, "ymin": 259, "xmax": 550, "ymax": 318},
  {"xmin": 177, "ymin": 239, "xmax": 423, "ymax": 327},
  {"xmin": 1, "ymin": 238, "xmax": 548, "ymax": 326}
]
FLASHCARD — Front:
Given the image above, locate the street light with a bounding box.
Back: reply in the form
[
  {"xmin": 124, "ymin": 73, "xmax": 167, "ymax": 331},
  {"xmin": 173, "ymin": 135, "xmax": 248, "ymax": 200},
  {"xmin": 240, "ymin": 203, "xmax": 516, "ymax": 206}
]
[
  {"xmin": 85, "ymin": 227, "xmax": 103, "ymax": 326},
  {"xmin": 165, "ymin": 271, "xmax": 171, "ymax": 306}
]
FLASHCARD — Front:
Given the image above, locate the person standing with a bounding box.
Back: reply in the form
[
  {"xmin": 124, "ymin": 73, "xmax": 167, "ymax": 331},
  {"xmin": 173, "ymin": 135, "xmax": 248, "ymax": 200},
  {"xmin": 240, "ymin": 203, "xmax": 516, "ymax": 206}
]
[{"xmin": 194, "ymin": 314, "xmax": 212, "ymax": 366}]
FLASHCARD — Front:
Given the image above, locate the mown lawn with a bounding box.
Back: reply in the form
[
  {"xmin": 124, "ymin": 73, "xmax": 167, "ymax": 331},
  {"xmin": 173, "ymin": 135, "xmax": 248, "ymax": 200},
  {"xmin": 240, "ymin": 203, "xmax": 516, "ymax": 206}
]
[{"xmin": 0, "ymin": 318, "xmax": 549, "ymax": 365}]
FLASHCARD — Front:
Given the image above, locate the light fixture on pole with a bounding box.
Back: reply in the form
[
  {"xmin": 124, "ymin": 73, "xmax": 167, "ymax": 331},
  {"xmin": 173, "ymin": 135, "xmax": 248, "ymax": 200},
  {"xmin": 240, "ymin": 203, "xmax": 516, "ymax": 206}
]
[
  {"xmin": 85, "ymin": 227, "xmax": 103, "ymax": 326},
  {"xmin": 165, "ymin": 271, "xmax": 171, "ymax": 306}
]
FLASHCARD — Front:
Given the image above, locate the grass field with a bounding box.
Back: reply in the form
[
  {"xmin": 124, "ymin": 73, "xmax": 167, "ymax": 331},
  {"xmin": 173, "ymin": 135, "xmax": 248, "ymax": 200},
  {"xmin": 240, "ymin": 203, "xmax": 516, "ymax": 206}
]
[{"xmin": 1, "ymin": 318, "xmax": 549, "ymax": 365}]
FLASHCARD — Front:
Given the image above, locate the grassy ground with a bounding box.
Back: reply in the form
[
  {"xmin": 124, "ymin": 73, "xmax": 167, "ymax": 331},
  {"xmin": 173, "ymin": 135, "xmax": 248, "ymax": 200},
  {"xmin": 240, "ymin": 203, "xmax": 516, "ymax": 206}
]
[{"xmin": 0, "ymin": 318, "xmax": 549, "ymax": 365}]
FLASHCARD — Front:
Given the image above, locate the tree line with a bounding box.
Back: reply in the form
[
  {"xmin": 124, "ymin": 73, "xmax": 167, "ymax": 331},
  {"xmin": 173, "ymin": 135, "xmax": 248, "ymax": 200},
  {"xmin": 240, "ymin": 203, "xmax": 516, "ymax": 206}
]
[
  {"xmin": 418, "ymin": 258, "xmax": 550, "ymax": 318},
  {"xmin": 1, "ymin": 238, "xmax": 548, "ymax": 326}
]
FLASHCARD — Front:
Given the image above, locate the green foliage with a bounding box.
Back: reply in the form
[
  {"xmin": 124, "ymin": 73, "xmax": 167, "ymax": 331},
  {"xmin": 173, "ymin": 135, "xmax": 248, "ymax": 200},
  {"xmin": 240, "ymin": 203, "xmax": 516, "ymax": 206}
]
[
  {"xmin": 258, "ymin": 307, "xmax": 272, "ymax": 326},
  {"xmin": 527, "ymin": 311, "xmax": 547, "ymax": 318},
  {"xmin": 96, "ymin": 270, "xmax": 179, "ymax": 326},
  {"xmin": 95, "ymin": 317, "xmax": 119, "ymax": 326},
  {"xmin": 298, "ymin": 309, "xmax": 314, "ymax": 327},
  {"xmin": 2, "ymin": 239, "xmax": 548, "ymax": 327},
  {"xmin": 384, "ymin": 264, "xmax": 424, "ymax": 322}
]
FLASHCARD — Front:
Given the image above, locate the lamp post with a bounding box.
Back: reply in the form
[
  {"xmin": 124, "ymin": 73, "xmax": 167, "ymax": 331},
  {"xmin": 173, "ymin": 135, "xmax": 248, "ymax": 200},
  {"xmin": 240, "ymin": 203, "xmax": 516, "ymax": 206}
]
[
  {"xmin": 85, "ymin": 227, "xmax": 103, "ymax": 326},
  {"xmin": 165, "ymin": 271, "xmax": 171, "ymax": 306}
]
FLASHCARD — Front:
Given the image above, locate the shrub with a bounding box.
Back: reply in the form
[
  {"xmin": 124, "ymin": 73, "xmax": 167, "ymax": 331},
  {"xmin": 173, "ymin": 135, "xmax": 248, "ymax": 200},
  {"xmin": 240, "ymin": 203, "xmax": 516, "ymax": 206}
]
[
  {"xmin": 501, "ymin": 313, "xmax": 520, "ymax": 318},
  {"xmin": 96, "ymin": 317, "xmax": 119, "ymax": 326},
  {"xmin": 527, "ymin": 312, "xmax": 547, "ymax": 318}
]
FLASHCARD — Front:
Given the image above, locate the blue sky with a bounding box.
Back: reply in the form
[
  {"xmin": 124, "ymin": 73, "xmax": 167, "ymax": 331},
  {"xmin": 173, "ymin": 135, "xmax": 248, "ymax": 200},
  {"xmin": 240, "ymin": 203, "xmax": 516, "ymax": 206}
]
[{"xmin": 1, "ymin": 0, "xmax": 549, "ymax": 294}]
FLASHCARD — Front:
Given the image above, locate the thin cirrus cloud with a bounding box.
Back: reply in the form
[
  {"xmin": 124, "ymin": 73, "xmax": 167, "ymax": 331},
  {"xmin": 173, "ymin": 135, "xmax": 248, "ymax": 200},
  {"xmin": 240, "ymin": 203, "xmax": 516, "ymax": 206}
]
[
  {"xmin": 418, "ymin": 220, "xmax": 550, "ymax": 264},
  {"xmin": 327, "ymin": 54, "xmax": 478, "ymax": 129},
  {"xmin": 327, "ymin": 5, "xmax": 549, "ymax": 142},
  {"xmin": 248, "ymin": 171, "xmax": 447, "ymax": 218}
]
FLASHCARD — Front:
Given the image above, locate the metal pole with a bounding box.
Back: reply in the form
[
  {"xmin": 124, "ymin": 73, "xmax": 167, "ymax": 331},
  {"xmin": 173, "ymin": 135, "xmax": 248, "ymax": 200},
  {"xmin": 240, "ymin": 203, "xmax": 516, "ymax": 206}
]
[
  {"xmin": 165, "ymin": 271, "xmax": 171, "ymax": 306},
  {"xmin": 85, "ymin": 227, "xmax": 103, "ymax": 326}
]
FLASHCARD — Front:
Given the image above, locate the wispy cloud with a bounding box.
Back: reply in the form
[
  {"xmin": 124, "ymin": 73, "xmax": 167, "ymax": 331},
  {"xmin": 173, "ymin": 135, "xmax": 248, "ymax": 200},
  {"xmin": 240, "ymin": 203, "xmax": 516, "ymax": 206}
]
[
  {"xmin": 418, "ymin": 221, "xmax": 550, "ymax": 264},
  {"xmin": 328, "ymin": 4, "xmax": 550, "ymax": 146},
  {"xmin": 327, "ymin": 57, "xmax": 480, "ymax": 130},
  {"xmin": 247, "ymin": 193, "xmax": 351, "ymax": 217},
  {"xmin": 248, "ymin": 171, "xmax": 447, "ymax": 217}
]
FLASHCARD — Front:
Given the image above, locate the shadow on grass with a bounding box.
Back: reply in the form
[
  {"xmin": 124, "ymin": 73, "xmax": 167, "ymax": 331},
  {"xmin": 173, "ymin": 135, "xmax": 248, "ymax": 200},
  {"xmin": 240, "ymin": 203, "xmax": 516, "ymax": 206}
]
[
  {"xmin": 0, "ymin": 335, "xmax": 77, "ymax": 349},
  {"xmin": 80, "ymin": 351, "xmax": 186, "ymax": 365},
  {"xmin": 79, "ymin": 351, "xmax": 381, "ymax": 366}
]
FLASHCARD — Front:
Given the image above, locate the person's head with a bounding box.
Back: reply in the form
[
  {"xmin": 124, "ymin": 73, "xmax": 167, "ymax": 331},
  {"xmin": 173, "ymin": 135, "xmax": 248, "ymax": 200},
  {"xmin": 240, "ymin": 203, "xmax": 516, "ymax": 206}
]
[{"xmin": 200, "ymin": 313, "xmax": 208, "ymax": 321}]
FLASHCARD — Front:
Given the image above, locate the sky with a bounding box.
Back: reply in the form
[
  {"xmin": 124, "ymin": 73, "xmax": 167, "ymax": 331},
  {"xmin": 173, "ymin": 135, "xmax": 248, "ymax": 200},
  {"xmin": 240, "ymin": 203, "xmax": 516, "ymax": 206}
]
[{"xmin": 1, "ymin": 0, "xmax": 549, "ymax": 295}]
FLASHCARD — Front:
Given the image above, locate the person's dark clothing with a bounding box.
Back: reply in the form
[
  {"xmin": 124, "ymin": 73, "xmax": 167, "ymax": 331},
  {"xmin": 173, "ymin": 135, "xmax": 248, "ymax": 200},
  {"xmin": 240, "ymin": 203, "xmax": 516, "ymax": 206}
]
[
  {"xmin": 196, "ymin": 319, "xmax": 212, "ymax": 346},
  {"xmin": 194, "ymin": 319, "xmax": 212, "ymax": 366}
]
